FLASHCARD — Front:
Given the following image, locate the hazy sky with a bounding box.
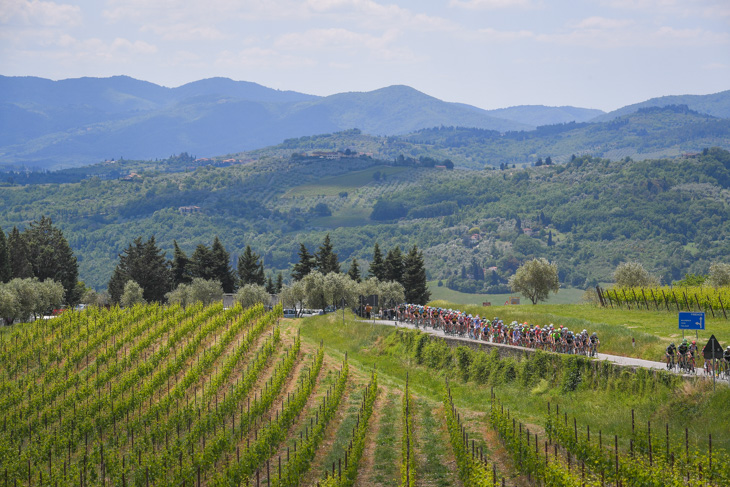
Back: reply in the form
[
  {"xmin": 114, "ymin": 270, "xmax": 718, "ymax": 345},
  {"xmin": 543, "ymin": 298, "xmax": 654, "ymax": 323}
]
[{"xmin": 1, "ymin": 0, "xmax": 729, "ymax": 111}]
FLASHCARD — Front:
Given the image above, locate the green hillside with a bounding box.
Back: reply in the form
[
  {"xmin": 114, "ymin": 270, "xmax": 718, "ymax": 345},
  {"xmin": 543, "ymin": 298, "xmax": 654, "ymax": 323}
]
[{"xmin": 1, "ymin": 144, "xmax": 729, "ymax": 292}]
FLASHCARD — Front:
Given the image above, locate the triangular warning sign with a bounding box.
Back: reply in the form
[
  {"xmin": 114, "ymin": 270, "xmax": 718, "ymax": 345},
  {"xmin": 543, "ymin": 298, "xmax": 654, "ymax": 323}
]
[{"xmin": 702, "ymin": 334, "xmax": 724, "ymax": 360}]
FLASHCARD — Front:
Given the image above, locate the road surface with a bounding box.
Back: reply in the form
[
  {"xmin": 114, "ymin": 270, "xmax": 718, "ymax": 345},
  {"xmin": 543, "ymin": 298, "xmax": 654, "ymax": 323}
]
[{"xmin": 358, "ymin": 318, "xmax": 718, "ymax": 379}]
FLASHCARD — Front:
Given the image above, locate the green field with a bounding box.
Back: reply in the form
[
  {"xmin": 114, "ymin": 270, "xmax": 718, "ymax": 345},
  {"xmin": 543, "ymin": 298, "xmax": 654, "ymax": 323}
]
[
  {"xmin": 2, "ymin": 302, "xmax": 728, "ymax": 486},
  {"xmin": 285, "ymin": 165, "xmax": 408, "ymax": 197},
  {"xmin": 427, "ymin": 281, "xmax": 586, "ymax": 305}
]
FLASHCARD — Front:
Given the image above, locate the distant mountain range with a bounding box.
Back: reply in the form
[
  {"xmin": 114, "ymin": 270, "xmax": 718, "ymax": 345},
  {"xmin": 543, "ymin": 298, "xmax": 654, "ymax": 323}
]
[{"xmin": 0, "ymin": 75, "xmax": 728, "ymax": 170}]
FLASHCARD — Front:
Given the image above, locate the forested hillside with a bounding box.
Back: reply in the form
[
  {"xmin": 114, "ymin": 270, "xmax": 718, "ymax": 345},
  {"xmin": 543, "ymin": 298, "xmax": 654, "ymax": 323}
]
[{"xmin": 1, "ymin": 146, "xmax": 729, "ymax": 291}]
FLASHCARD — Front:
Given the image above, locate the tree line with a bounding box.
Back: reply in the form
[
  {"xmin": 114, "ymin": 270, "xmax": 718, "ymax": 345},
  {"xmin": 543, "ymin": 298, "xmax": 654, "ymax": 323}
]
[
  {"xmin": 108, "ymin": 236, "xmax": 281, "ymax": 304},
  {"xmin": 291, "ymin": 238, "xmax": 430, "ymax": 305},
  {"xmin": 0, "ymin": 217, "xmax": 79, "ymax": 324}
]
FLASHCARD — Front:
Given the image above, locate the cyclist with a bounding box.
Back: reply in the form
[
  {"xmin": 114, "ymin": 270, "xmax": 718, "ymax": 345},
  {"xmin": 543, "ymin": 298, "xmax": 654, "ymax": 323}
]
[
  {"xmin": 687, "ymin": 340, "xmax": 698, "ymax": 372},
  {"xmin": 665, "ymin": 342, "xmax": 677, "ymax": 369},
  {"xmin": 678, "ymin": 339, "xmax": 690, "ymax": 371},
  {"xmin": 722, "ymin": 346, "xmax": 730, "ymax": 377},
  {"xmin": 589, "ymin": 332, "xmax": 600, "ymax": 357}
]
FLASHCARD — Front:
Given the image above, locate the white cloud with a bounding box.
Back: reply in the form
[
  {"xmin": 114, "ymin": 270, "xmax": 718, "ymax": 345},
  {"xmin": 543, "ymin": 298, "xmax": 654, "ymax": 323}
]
[
  {"xmin": 215, "ymin": 47, "xmax": 316, "ymax": 69},
  {"xmin": 573, "ymin": 17, "xmax": 634, "ymax": 30},
  {"xmin": 274, "ymin": 27, "xmax": 420, "ymax": 63},
  {"xmin": 141, "ymin": 23, "xmax": 227, "ymax": 41},
  {"xmin": 23, "ymin": 35, "xmax": 158, "ymax": 62},
  {"xmin": 449, "ymin": 0, "xmax": 534, "ymax": 10},
  {"xmin": 475, "ymin": 27, "xmax": 535, "ymax": 42},
  {"xmin": 602, "ymin": 0, "xmax": 730, "ymax": 19},
  {"xmin": 0, "ymin": 0, "xmax": 81, "ymax": 26}
]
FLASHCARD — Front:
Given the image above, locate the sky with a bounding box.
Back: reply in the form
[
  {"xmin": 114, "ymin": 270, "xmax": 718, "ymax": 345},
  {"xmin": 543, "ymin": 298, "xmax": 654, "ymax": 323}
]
[{"xmin": 1, "ymin": 0, "xmax": 729, "ymax": 112}]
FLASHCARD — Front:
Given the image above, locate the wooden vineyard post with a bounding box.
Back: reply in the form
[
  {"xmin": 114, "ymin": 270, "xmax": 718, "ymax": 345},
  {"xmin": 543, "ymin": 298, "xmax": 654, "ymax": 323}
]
[
  {"xmin": 615, "ymin": 435, "xmax": 619, "ymax": 481},
  {"xmin": 702, "ymin": 294, "xmax": 716, "ymax": 318},
  {"xmin": 661, "ymin": 290, "xmax": 670, "ymax": 311},
  {"xmin": 683, "ymin": 292, "xmax": 690, "ymax": 312},
  {"xmin": 641, "ymin": 289, "xmax": 650, "ymax": 310},
  {"xmin": 623, "ymin": 289, "xmax": 631, "ymax": 309},
  {"xmin": 719, "ymin": 294, "xmax": 728, "ymax": 320},
  {"xmin": 650, "ymin": 289, "xmax": 659, "ymax": 309},
  {"xmin": 596, "ymin": 286, "xmax": 606, "ymax": 307},
  {"xmin": 672, "ymin": 291, "xmax": 681, "ymax": 311}
]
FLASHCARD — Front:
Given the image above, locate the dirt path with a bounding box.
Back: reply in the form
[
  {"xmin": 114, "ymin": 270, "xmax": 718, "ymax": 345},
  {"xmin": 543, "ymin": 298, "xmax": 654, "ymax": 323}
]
[
  {"xmin": 415, "ymin": 398, "xmax": 462, "ymax": 487},
  {"xmin": 353, "ymin": 387, "xmax": 399, "ymax": 487}
]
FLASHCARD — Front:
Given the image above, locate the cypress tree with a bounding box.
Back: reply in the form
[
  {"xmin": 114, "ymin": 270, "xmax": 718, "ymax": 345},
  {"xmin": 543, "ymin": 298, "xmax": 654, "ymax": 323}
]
[
  {"xmin": 275, "ymin": 273, "xmax": 283, "ymax": 293},
  {"xmin": 0, "ymin": 226, "xmax": 10, "ymax": 283},
  {"xmin": 368, "ymin": 243, "xmax": 386, "ymax": 280},
  {"xmin": 292, "ymin": 243, "xmax": 315, "ymax": 281},
  {"xmin": 384, "ymin": 246, "xmax": 404, "ymax": 285},
  {"xmin": 265, "ymin": 276, "xmax": 276, "ymax": 294},
  {"xmin": 347, "ymin": 258, "xmax": 361, "ymax": 283},
  {"xmin": 211, "ymin": 236, "xmax": 236, "ymax": 293},
  {"xmin": 237, "ymin": 245, "xmax": 265, "ymax": 286},
  {"xmin": 109, "ymin": 236, "xmax": 172, "ymax": 304},
  {"xmin": 171, "ymin": 240, "xmax": 192, "ymax": 287},
  {"xmin": 24, "ymin": 217, "xmax": 80, "ymax": 305},
  {"xmin": 315, "ymin": 234, "xmax": 339, "ymax": 274},
  {"xmin": 190, "ymin": 243, "xmax": 215, "ymax": 280},
  {"xmin": 403, "ymin": 245, "xmax": 430, "ymax": 305}
]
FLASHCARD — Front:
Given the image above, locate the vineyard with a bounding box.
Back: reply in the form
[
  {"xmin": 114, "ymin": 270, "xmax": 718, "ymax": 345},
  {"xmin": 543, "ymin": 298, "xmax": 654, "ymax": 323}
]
[
  {"xmin": 598, "ymin": 286, "xmax": 730, "ymax": 318},
  {"xmin": 1, "ymin": 304, "xmax": 729, "ymax": 486}
]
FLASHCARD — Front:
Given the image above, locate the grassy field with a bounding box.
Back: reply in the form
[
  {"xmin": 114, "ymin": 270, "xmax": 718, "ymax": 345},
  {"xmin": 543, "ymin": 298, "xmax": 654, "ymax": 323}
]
[
  {"xmin": 427, "ymin": 281, "xmax": 586, "ymax": 305},
  {"xmin": 295, "ymin": 311, "xmax": 730, "ymax": 457},
  {"xmin": 285, "ymin": 165, "xmax": 409, "ymax": 197}
]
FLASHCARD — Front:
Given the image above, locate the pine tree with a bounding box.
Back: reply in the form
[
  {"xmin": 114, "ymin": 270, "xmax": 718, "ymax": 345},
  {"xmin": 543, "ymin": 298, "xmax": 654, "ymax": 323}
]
[
  {"xmin": 275, "ymin": 273, "xmax": 283, "ymax": 293},
  {"xmin": 211, "ymin": 236, "xmax": 236, "ymax": 293},
  {"xmin": 109, "ymin": 236, "xmax": 172, "ymax": 304},
  {"xmin": 384, "ymin": 246, "xmax": 404, "ymax": 285},
  {"xmin": 315, "ymin": 234, "xmax": 340, "ymax": 275},
  {"xmin": 292, "ymin": 243, "xmax": 315, "ymax": 281},
  {"xmin": 190, "ymin": 244, "xmax": 216, "ymax": 281},
  {"xmin": 0, "ymin": 226, "xmax": 10, "ymax": 283},
  {"xmin": 171, "ymin": 240, "xmax": 192, "ymax": 287},
  {"xmin": 265, "ymin": 276, "xmax": 276, "ymax": 294},
  {"xmin": 237, "ymin": 245, "xmax": 265, "ymax": 286},
  {"xmin": 403, "ymin": 245, "xmax": 430, "ymax": 305},
  {"xmin": 347, "ymin": 258, "xmax": 361, "ymax": 283},
  {"xmin": 368, "ymin": 243, "xmax": 386, "ymax": 280},
  {"xmin": 23, "ymin": 217, "xmax": 80, "ymax": 305}
]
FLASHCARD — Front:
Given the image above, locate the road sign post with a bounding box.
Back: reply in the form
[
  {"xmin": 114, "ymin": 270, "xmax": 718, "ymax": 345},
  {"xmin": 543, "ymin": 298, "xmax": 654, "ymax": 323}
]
[
  {"xmin": 679, "ymin": 312, "xmax": 704, "ymax": 340},
  {"xmin": 703, "ymin": 335, "xmax": 724, "ymax": 391}
]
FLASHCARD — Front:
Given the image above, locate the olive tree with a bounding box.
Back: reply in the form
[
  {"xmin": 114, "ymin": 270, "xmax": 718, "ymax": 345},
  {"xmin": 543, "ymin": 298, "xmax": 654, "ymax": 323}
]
[
  {"xmin": 614, "ymin": 262, "xmax": 658, "ymax": 288},
  {"xmin": 707, "ymin": 262, "xmax": 730, "ymax": 288},
  {"xmin": 167, "ymin": 278, "xmax": 223, "ymax": 307},
  {"xmin": 121, "ymin": 280, "xmax": 146, "ymax": 308},
  {"xmin": 379, "ymin": 280, "xmax": 405, "ymax": 308},
  {"xmin": 324, "ymin": 272, "xmax": 359, "ymax": 308},
  {"xmin": 509, "ymin": 258, "xmax": 560, "ymax": 305},
  {"xmin": 301, "ymin": 271, "xmax": 328, "ymax": 309},
  {"xmin": 280, "ymin": 280, "xmax": 306, "ymax": 316},
  {"xmin": 236, "ymin": 283, "xmax": 269, "ymax": 309},
  {"xmin": 0, "ymin": 278, "xmax": 64, "ymax": 324}
]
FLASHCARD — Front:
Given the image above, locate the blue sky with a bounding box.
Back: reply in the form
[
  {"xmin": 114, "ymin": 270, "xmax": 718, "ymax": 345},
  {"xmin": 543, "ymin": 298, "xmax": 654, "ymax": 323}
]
[{"xmin": 1, "ymin": 0, "xmax": 728, "ymax": 111}]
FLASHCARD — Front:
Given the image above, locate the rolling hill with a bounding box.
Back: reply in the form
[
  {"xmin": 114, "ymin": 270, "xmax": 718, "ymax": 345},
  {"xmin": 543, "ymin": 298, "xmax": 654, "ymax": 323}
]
[
  {"xmin": 592, "ymin": 89, "xmax": 730, "ymax": 122},
  {"xmin": 0, "ymin": 76, "xmax": 534, "ymax": 169}
]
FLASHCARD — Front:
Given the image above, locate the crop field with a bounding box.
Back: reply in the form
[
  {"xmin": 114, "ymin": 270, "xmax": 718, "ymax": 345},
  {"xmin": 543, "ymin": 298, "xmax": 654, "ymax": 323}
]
[{"xmin": 1, "ymin": 304, "xmax": 729, "ymax": 486}]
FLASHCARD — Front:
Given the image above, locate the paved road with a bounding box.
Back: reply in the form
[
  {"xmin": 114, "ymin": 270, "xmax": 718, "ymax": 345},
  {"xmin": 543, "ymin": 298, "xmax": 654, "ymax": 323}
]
[{"xmin": 359, "ymin": 318, "xmax": 717, "ymax": 379}]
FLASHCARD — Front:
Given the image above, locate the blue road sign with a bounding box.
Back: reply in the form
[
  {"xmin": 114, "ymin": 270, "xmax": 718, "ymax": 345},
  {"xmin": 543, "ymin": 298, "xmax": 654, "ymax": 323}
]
[{"xmin": 678, "ymin": 312, "xmax": 705, "ymax": 330}]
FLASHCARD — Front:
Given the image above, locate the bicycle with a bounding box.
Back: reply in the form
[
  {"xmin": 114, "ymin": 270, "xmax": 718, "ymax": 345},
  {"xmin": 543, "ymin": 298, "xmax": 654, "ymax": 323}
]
[{"xmin": 666, "ymin": 353, "xmax": 676, "ymax": 371}]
